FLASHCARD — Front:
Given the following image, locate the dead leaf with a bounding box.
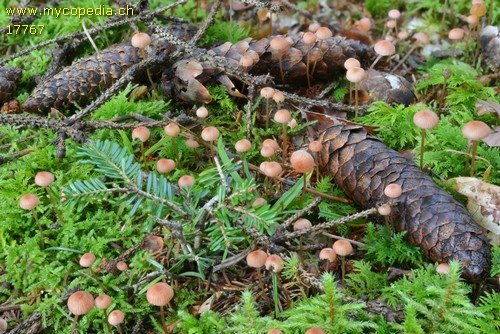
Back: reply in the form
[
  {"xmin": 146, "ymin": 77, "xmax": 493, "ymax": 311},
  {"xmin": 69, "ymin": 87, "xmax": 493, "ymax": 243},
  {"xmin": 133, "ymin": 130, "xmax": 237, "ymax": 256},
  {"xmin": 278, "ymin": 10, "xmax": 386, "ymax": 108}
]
[
  {"xmin": 476, "ymin": 99, "xmax": 500, "ymax": 118},
  {"xmin": 181, "ymin": 79, "xmax": 212, "ymax": 104},
  {"xmin": 141, "ymin": 234, "xmax": 164, "ymax": 253},
  {"xmin": 483, "ymin": 126, "xmax": 500, "ymax": 147},
  {"xmin": 217, "ymin": 75, "xmax": 247, "ymax": 99},
  {"xmin": 175, "ymin": 59, "xmax": 204, "ymax": 81},
  {"xmin": 448, "ymin": 177, "xmax": 500, "ymax": 245}
]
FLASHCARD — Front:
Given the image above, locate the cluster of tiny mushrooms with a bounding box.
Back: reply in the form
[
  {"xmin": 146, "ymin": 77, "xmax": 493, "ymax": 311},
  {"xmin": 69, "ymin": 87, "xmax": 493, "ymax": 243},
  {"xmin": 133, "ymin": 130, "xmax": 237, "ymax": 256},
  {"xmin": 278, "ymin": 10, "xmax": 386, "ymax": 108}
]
[{"xmin": 10, "ymin": 1, "xmax": 494, "ymax": 332}]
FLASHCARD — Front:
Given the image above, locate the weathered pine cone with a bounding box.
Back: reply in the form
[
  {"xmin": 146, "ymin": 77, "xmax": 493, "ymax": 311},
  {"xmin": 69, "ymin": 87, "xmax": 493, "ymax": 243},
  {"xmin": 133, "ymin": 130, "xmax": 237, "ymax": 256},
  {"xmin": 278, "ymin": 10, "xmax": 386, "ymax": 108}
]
[{"xmin": 319, "ymin": 123, "xmax": 491, "ymax": 280}]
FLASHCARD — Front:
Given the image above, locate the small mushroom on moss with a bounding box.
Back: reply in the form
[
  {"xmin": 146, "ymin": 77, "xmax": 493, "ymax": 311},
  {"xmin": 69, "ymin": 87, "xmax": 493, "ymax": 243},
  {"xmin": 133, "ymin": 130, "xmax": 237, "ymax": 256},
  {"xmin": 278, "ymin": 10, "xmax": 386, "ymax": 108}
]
[
  {"xmin": 67, "ymin": 291, "xmax": 95, "ymax": 333},
  {"xmin": 436, "ymin": 263, "xmax": 451, "ymax": 275},
  {"xmin": 413, "ymin": 109, "xmax": 439, "ymax": 168},
  {"xmin": 0, "ymin": 318, "xmax": 7, "ymax": 332},
  {"xmin": 95, "ymin": 294, "xmax": 112, "ymax": 333},
  {"xmin": 156, "ymin": 158, "xmax": 175, "ymax": 175},
  {"xmin": 370, "ymin": 40, "xmax": 396, "ymax": 70},
  {"xmin": 108, "ymin": 310, "xmax": 125, "ymax": 334},
  {"xmin": 274, "ymin": 109, "xmax": 291, "ymax": 160},
  {"xmin": 132, "ymin": 126, "xmax": 150, "ymax": 163},
  {"xmin": 147, "ymin": 282, "xmax": 174, "ymax": 334},
  {"xmin": 79, "ymin": 253, "xmax": 107, "ymax": 291},
  {"xmin": 462, "ymin": 120, "xmax": 491, "ymax": 176},
  {"xmin": 178, "ymin": 175, "xmax": 196, "ymax": 189},
  {"xmin": 270, "ymin": 37, "xmax": 290, "ymax": 83},
  {"xmin": 247, "ymin": 250, "xmax": 271, "ymax": 308},
  {"xmin": 260, "ymin": 87, "xmax": 275, "ymax": 129},
  {"xmin": 35, "ymin": 171, "xmax": 65, "ymax": 224},
  {"xmin": 319, "ymin": 247, "xmax": 336, "ymax": 272},
  {"xmin": 20, "ymin": 194, "xmax": 44, "ymax": 249},
  {"xmin": 346, "ymin": 67, "xmax": 366, "ymax": 119},
  {"xmin": 305, "ymin": 327, "xmax": 326, "ymax": 334},
  {"xmin": 332, "ymin": 239, "xmax": 353, "ymax": 281}
]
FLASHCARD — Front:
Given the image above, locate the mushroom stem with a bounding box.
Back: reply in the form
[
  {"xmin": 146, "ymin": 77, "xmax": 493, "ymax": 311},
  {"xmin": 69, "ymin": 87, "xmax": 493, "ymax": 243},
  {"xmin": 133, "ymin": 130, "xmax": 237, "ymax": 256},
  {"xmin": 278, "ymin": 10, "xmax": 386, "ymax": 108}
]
[
  {"xmin": 310, "ymin": 40, "xmax": 324, "ymax": 77},
  {"xmin": 419, "ymin": 129, "xmax": 426, "ymax": 169},
  {"xmin": 469, "ymin": 141, "xmax": 479, "ymax": 177},
  {"xmin": 306, "ymin": 46, "xmax": 312, "ymax": 87},
  {"xmin": 31, "ymin": 208, "xmax": 44, "ymax": 249},
  {"xmin": 278, "ymin": 56, "xmax": 285, "ymax": 84},
  {"xmin": 391, "ymin": 44, "xmax": 417, "ymax": 73},
  {"xmin": 281, "ymin": 123, "xmax": 288, "ymax": 161},
  {"xmin": 71, "ymin": 314, "xmax": 79, "ymax": 334},
  {"xmin": 354, "ymin": 82, "xmax": 359, "ymax": 120},
  {"xmin": 256, "ymin": 267, "xmax": 271, "ymax": 310},
  {"xmin": 369, "ymin": 54, "xmax": 382, "ymax": 70},
  {"xmin": 116, "ymin": 324, "xmax": 123, "ymax": 334},
  {"xmin": 88, "ymin": 269, "xmax": 107, "ymax": 291},
  {"xmin": 45, "ymin": 187, "xmax": 65, "ymax": 224},
  {"xmin": 271, "ymin": 272, "xmax": 280, "ymax": 317},
  {"xmin": 160, "ymin": 305, "xmax": 168, "ymax": 334},
  {"xmin": 340, "ymin": 256, "xmax": 346, "ymax": 281},
  {"xmin": 265, "ymin": 99, "xmax": 271, "ymax": 130},
  {"xmin": 103, "ymin": 309, "xmax": 112, "ymax": 334}
]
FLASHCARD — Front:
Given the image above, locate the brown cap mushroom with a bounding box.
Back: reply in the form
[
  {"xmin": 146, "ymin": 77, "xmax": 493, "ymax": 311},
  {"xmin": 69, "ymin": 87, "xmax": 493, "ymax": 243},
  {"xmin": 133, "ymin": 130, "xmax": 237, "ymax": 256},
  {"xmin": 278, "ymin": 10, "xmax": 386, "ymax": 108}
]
[
  {"xmin": 156, "ymin": 159, "xmax": 175, "ymax": 174},
  {"xmin": 316, "ymin": 27, "xmax": 333, "ymax": 40},
  {"xmin": 196, "ymin": 106, "xmax": 209, "ymax": 118},
  {"xmin": 265, "ymin": 254, "xmax": 284, "ymax": 273},
  {"xmin": 246, "ymin": 250, "xmax": 268, "ymax": 268},
  {"xmin": 35, "ymin": 171, "xmax": 55, "ymax": 187},
  {"xmin": 343, "ymin": 58, "xmax": 361, "ymax": 70},
  {"xmin": 95, "ymin": 294, "xmax": 112, "ymax": 310},
  {"xmin": 132, "ymin": 126, "xmax": 150, "ymax": 142},
  {"xmin": 131, "ymin": 32, "xmax": 151, "ymax": 49},
  {"xmin": 79, "ymin": 253, "xmax": 96, "ymax": 268},
  {"xmin": 178, "ymin": 175, "xmax": 195, "ymax": 188},
  {"xmin": 305, "ymin": 328, "xmax": 326, "ymax": 334},
  {"xmin": 377, "ymin": 204, "xmax": 392, "ymax": 216},
  {"xmin": 67, "ymin": 291, "xmax": 95, "ymax": 315},
  {"xmin": 413, "ymin": 110, "xmax": 439, "ymax": 129},
  {"xmin": 19, "ymin": 194, "xmax": 40, "ymax": 210},
  {"xmin": 448, "ymin": 28, "xmax": 465, "ymax": 41},
  {"xmin": 436, "ymin": 263, "xmax": 451, "ymax": 275},
  {"xmin": 146, "ymin": 282, "xmax": 174, "ymax": 306},
  {"xmin": 332, "ymin": 239, "xmax": 353, "ymax": 256},
  {"xmin": 374, "ymin": 40, "xmax": 396, "ymax": 56},
  {"xmin": 235, "ymin": 139, "xmax": 252, "ymax": 153},
  {"xmin": 164, "ymin": 123, "xmax": 180, "ymax": 137},
  {"xmin": 260, "ymin": 161, "xmax": 283, "ymax": 177},
  {"xmin": 308, "ymin": 140, "xmax": 323, "ymax": 152},
  {"xmin": 346, "ymin": 67, "xmax": 366, "ymax": 83},
  {"xmin": 462, "ymin": 120, "xmax": 491, "ymax": 141},
  {"xmin": 384, "ymin": 183, "xmax": 402, "ymax": 198},
  {"xmin": 260, "ymin": 87, "xmax": 275, "ymax": 99},
  {"xmin": 116, "ymin": 261, "xmax": 128, "ymax": 272},
  {"xmin": 201, "ymin": 126, "xmax": 220, "ymax": 142},
  {"xmin": 108, "ymin": 310, "xmax": 125, "ymax": 326},
  {"xmin": 319, "ymin": 248, "xmax": 336, "ymax": 262},
  {"xmin": 290, "ymin": 150, "xmax": 315, "ymax": 173},
  {"xmin": 293, "ymin": 218, "xmax": 312, "ymax": 231}
]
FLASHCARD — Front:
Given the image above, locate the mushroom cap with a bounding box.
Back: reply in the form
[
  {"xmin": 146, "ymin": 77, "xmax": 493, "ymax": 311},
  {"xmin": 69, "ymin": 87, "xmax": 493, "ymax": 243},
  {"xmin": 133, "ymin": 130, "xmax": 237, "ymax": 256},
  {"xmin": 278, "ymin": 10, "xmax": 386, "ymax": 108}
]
[
  {"xmin": 308, "ymin": 140, "xmax": 323, "ymax": 152},
  {"xmin": 201, "ymin": 126, "xmax": 220, "ymax": 142},
  {"xmin": 413, "ymin": 109, "xmax": 439, "ymax": 129},
  {"xmin": 332, "ymin": 239, "xmax": 353, "ymax": 256},
  {"xmin": 239, "ymin": 55, "xmax": 254, "ymax": 68},
  {"xmin": 413, "ymin": 32, "xmax": 430, "ymax": 45},
  {"xmin": 268, "ymin": 329, "xmax": 283, "ymax": 334},
  {"xmin": 290, "ymin": 149, "xmax": 315, "ymax": 173},
  {"xmin": 377, "ymin": 204, "xmax": 392, "ymax": 216},
  {"xmin": 263, "ymin": 139, "xmax": 279, "ymax": 150},
  {"xmin": 398, "ymin": 31, "xmax": 409, "ymax": 40},
  {"xmin": 132, "ymin": 126, "xmax": 150, "ymax": 142},
  {"xmin": 305, "ymin": 327, "xmax": 326, "ymax": 334},
  {"xmin": 19, "ymin": 194, "xmax": 40, "ymax": 210},
  {"xmin": 448, "ymin": 28, "xmax": 465, "ymax": 40},
  {"xmin": 288, "ymin": 119, "xmax": 297, "ymax": 129},
  {"xmin": 116, "ymin": 261, "xmax": 128, "ymax": 271},
  {"xmin": 178, "ymin": 175, "xmax": 195, "ymax": 188},
  {"xmin": 186, "ymin": 139, "xmax": 200, "ymax": 148},
  {"xmin": 302, "ymin": 32, "xmax": 317, "ymax": 45},
  {"xmin": 384, "ymin": 183, "xmax": 403, "ymax": 198},
  {"xmin": 272, "ymin": 91, "xmax": 285, "ymax": 104},
  {"xmin": 274, "ymin": 109, "xmax": 291, "ymax": 124},
  {"xmin": 196, "ymin": 106, "xmax": 209, "ymax": 118},
  {"xmin": 156, "ymin": 159, "xmax": 175, "ymax": 174},
  {"xmin": 147, "ymin": 282, "xmax": 174, "ymax": 306},
  {"xmin": 316, "ymin": 27, "xmax": 333, "ymax": 40},
  {"xmin": 269, "ymin": 36, "xmax": 290, "ymax": 52},
  {"xmin": 293, "ymin": 218, "xmax": 312, "ymax": 231},
  {"xmin": 462, "ymin": 120, "xmax": 491, "ymax": 141},
  {"xmin": 35, "ymin": 171, "xmax": 55, "ymax": 187},
  {"xmin": 79, "ymin": 252, "xmax": 96, "ymax": 268},
  {"xmin": 308, "ymin": 22, "xmax": 320, "ymax": 32},
  {"xmin": 246, "ymin": 250, "xmax": 268, "ymax": 268},
  {"xmin": 164, "ymin": 123, "xmax": 181, "ymax": 137},
  {"xmin": 343, "ymin": 57, "xmax": 361, "ymax": 70},
  {"xmin": 386, "ymin": 20, "xmax": 397, "ymax": 29},
  {"xmin": 436, "ymin": 263, "xmax": 451, "ymax": 275},
  {"xmin": 68, "ymin": 291, "xmax": 95, "ymax": 315},
  {"xmin": 466, "ymin": 15, "xmax": 479, "ymax": 25},
  {"xmin": 260, "ymin": 161, "xmax": 283, "ymax": 177},
  {"xmin": 374, "ymin": 40, "xmax": 396, "ymax": 56},
  {"xmin": 260, "ymin": 87, "xmax": 275, "ymax": 99},
  {"xmin": 131, "ymin": 32, "xmax": 151, "ymax": 48},
  {"xmin": 95, "ymin": 294, "xmax": 112, "ymax": 310},
  {"xmin": 235, "ymin": 139, "xmax": 252, "ymax": 153},
  {"xmin": 346, "ymin": 67, "xmax": 366, "ymax": 83},
  {"xmin": 108, "ymin": 310, "xmax": 125, "ymax": 326},
  {"xmin": 470, "ymin": 3, "xmax": 487, "ymax": 17},
  {"xmin": 265, "ymin": 254, "xmax": 284, "ymax": 273},
  {"xmin": 0, "ymin": 318, "xmax": 7, "ymax": 331},
  {"xmin": 319, "ymin": 248, "xmax": 337, "ymax": 262},
  {"xmin": 355, "ymin": 18, "xmax": 372, "ymax": 32},
  {"xmin": 388, "ymin": 9, "xmax": 401, "ymax": 19},
  {"xmin": 260, "ymin": 145, "xmax": 276, "ymax": 158},
  {"xmin": 252, "ymin": 197, "xmax": 266, "ymax": 207}
]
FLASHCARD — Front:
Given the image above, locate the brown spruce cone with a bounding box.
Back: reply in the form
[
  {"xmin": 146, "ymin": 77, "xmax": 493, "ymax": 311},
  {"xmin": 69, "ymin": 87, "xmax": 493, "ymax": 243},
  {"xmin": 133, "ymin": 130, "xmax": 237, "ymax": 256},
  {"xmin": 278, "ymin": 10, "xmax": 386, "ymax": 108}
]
[
  {"xmin": 22, "ymin": 45, "xmax": 141, "ymax": 113},
  {"xmin": 0, "ymin": 66, "xmax": 22, "ymax": 104},
  {"xmin": 318, "ymin": 123, "xmax": 491, "ymax": 280}
]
